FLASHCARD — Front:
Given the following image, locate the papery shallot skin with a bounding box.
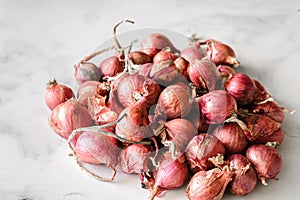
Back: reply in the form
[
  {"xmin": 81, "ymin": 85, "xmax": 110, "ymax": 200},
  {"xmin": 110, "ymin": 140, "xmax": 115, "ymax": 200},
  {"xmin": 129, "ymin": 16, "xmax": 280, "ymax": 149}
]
[
  {"xmin": 227, "ymin": 154, "xmax": 257, "ymax": 195},
  {"xmin": 118, "ymin": 144, "xmax": 153, "ymax": 174},
  {"xmin": 180, "ymin": 46, "xmax": 204, "ymax": 63},
  {"xmin": 244, "ymin": 114, "xmax": 281, "ymax": 141},
  {"xmin": 75, "ymin": 131, "xmax": 119, "ymax": 166},
  {"xmin": 129, "ymin": 51, "xmax": 152, "ymax": 65},
  {"xmin": 224, "ymin": 73, "xmax": 258, "ymax": 105},
  {"xmin": 184, "ymin": 134, "xmax": 226, "ymax": 173},
  {"xmin": 74, "ymin": 62, "xmax": 102, "ymax": 85},
  {"xmin": 204, "ymin": 39, "xmax": 239, "ymax": 67},
  {"xmin": 253, "ymin": 127, "xmax": 285, "ymax": 146},
  {"xmin": 115, "ymin": 98, "xmax": 150, "ymax": 142},
  {"xmin": 141, "ymin": 33, "xmax": 179, "ymax": 57},
  {"xmin": 164, "ymin": 118, "xmax": 197, "ymax": 155},
  {"xmin": 114, "ymin": 74, "xmax": 161, "ymax": 108},
  {"xmin": 153, "ymin": 51, "xmax": 177, "ymax": 64},
  {"xmin": 249, "ymin": 101, "xmax": 285, "ymax": 123},
  {"xmin": 198, "ymin": 90, "xmax": 237, "ymax": 124},
  {"xmin": 45, "ymin": 80, "xmax": 74, "ymax": 110},
  {"xmin": 98, "ymin": 56, "xmax": 124, "ymax": 78},
  {"xmin": 150, "ymin": 155, "xmax": 188, "ymax": 199},
  {"xmin": 187, "ymin": 59, "xmax": 220, "ymax": 91},
  {"xmin": 77, "ymin": 81, "xmax": 103, "ymax": 107},
  {"xmin": 156, "ymin": 83, "xmax": 193, "ymax": 119},
  {"xmin": 49, "ymin": 101, "xmax": 94, "ymax": 140},
  {"xmin": 217, "ymin": 65, "xmax": 235, "ymax": 78},
  {"xmin": 212, "ymin": 122, "xmax": 248, "ymax": 155},
  {"xmin": 186, "ymin": 167, "xmax": 232, "ymax": 200},
  {"xmin": 246, "ymin": 144, "xmax": 283, "ymax": 185}
]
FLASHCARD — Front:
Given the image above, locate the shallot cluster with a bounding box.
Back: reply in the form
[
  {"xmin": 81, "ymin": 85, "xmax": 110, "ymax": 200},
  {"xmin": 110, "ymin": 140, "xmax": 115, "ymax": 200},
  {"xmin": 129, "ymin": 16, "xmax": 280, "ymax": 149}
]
[{"xmin": 45, "ymin": 20, "xmax": 291, "ymax": 200}]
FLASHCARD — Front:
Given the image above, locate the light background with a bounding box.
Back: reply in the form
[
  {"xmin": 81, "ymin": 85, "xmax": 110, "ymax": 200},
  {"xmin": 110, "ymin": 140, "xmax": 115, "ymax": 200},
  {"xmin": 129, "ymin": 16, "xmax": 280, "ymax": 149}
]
[{"xmin": 1, "ymin": 0, "xmax": 300, "ymax": 199}]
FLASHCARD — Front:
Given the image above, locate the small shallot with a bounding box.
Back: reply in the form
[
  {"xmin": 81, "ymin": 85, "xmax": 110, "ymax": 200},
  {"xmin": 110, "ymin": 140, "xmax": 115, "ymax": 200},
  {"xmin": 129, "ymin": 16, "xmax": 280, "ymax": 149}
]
[
  {"xmin": 74, "ymin": 62, "xmax": 102, "ymax": 84},
  {"xmin": 212, "ymin": 122, "xmax": 248, "ymax": 155},
  {"xmin": 98, "ymin": 56, "xmax": 124, "ymax": 79},
  {"xmin": 141, "ymin": 33, "xmax": 179, "ymax": 57},
  {"xmin": 118, "ymin": 143, "xmax": 154, "ymax": 174},
  {"xmin": 198, "ymin": 90, "xmax": 237, "ymax": 124},
  {"xmin": 74, "ymin": 130, "xmax": 119, "ymax": 166},
  {"xmin": 200, "ymin": 39, "xmax": 239, "ymax": 67},
  {"xmin": 115, "ymin": 98, "xmax": 150, "ymax": 142},
  {"xmin": 187, "ymin": 59, "xmax": 220, "ymax": 92},
  {"xmin": 224, "ymin": 73, "xmax": 258, "ymax": 105},
  {"xmin": 149, "ymin": 154, "xmax": 188, "ymax": 200},
  {"xmin": 156, "ymin": 83, "xmax": 192, "ymax": 119},
  {"xmin": 184, "ymin": 134, "xmax": 226, "ymax": 173},
  {"xmin": 49, "ymin": 100, "xmax": 94, "ymax": 140},
  {"xmin": 246, "ymin": 144, "xmax": 283, "ymax": 185},
  {"xmin": 45, "ymin": 79, "xmax": 74, "ymax": 110},
  {"xmin": 227, "ymin": 154, "xmax": 257, "ymax": 195},
  {"xmin": 186, "ymin": 166, "xmax": 232, "ymax": 200}
]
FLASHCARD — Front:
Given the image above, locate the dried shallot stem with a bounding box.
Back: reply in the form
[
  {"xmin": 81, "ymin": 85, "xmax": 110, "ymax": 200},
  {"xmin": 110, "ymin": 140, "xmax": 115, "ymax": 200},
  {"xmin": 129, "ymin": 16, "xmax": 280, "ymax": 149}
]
[
  {"xmin": 224, "ymin": 113, "xmax": 250, "ymax": 132},
  {"xmin": 75, "ymin": 156, "xmax": 117, "ymax": 182},
  {"xmin": 113, "ymin": 19, "xmax": 135, "ymax": 54},
  {"xmin": 81, "ymin": 46, "xmax": 115, "ymax": 63}
]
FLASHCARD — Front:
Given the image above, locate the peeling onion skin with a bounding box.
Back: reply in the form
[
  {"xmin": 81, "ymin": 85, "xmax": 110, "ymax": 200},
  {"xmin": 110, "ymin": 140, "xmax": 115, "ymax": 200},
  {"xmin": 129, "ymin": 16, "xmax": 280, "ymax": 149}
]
[
  {"xmin": 249, "ymin": 101, "xmax": 285, "ymax": 123},
  {"xmin": 253, "ymin": 127, "xmax": 285, "ymax": 146},
  {"xmin": 49, "ymin": 101, "xmax": 94, "ymax": 140},
  {"xmin": 45, "ymin": 80, "xmax": 74, "ymax": 110},
  {"xmin": 186, "ymin": 167, "xmax": 232, "ymax": 200},
  {"xmin": 75, "ymin": 131, "xmax": 119, "ymax": 166},
  {"xmin": 115, "ymin": 98, "xmax": 150, "ymax": 142},
  {"xmin": 198, "ymin": 90, "xmax": 237, "ymax": 124},
  {"xmin": 118, "ymin": 144, "xmax": 154, "ymax": 174},
  {"xmin": 77, "ymin": 81, "xmax": 103, "ymax": 107},
  {"xmin": 224, "ymin": 73, "xmax": 258, "ymax": 105},
  {"xmin": 227, "ymin": 154, "xmax": 257, "ymax": 195},
  {"xmin": 184, "ymin": 134, "xmax": 226, "ymax": 173},
  {"xmin": 187, "ymin": 59, "xmax": 220, "ymax": 91},
  {"xmin": 114, "ymin": 74, "xmax": 161, "ymax": 109},
  {"xmin": 244, "ymin": 114, "xmax": 282, "ymax": 141},
  {"xmin": 246, "ymin": 144, "xmax": 283, "ymax": 185},
  {"xmin": 212, "ymin": 122, "xmax": 248, "ymax": 155}
]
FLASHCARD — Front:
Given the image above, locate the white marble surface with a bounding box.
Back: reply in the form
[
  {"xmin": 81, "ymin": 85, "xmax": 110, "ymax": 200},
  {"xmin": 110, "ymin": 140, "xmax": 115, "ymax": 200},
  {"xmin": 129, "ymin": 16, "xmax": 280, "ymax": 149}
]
[{"xmin": 1, "ymin": 0, "xmax": 300, "ymax": 199}]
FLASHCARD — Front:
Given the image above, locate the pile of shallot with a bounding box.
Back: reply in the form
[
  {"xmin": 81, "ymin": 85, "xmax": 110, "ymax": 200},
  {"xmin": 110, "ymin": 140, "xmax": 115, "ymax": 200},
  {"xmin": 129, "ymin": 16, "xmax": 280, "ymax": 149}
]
[{"xmin": 45, "ymin": 20, "xmax": 292, "ymax": 200}]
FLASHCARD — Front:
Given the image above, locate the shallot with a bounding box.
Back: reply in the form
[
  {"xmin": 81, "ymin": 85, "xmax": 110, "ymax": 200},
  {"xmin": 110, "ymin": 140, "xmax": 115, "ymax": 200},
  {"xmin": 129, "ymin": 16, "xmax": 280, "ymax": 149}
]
[
  {"xmin": 246, "ymin": 144, "xmax": 283, "ymax": 185},
  {"xmin": 184, "ymin": 134, "xmax": 226, "ymax": 173},
  {"xmin": 187, "ymin": 59, "xmax": 220, "ymax": 92},
  {"xmin": 227, "ymin": 154, "xmax": 257, "ymax": 195},
  {"xmin": 212, "ymin": 122, "xmax": 248, "ymax": 155},
  {"xmin": 186, "ymin": 166, "xmax": 232, "ymax": 200},
  {"xmin": 224, "ymin": 73, "xmax": 258, "ymax": 105},
  {"xmin": 74, "ymin": 62, "xmax": 102, "ymax": 84},
  {"xmin": 141, "ymin": 33, "xmax": 179, "ymax": 57},
  {"xmin": 200, "ymin": 39, "xmax": 239, "ymax": 67},
  {"xmin": 49, "ymin": 100, "xmax": 94, "ymax": 139},
  {"xmin": 156, "ymin": 83, "xmax": 192, "ymax": 119},
  {"xmin": 198, "ymin": 90, "xmax": 237, "ymax": 124},
  {"xmin": 45, "ymin": 79, "xmax": 74, "ymax": 110}
]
